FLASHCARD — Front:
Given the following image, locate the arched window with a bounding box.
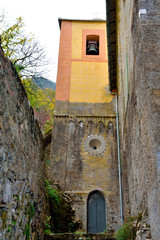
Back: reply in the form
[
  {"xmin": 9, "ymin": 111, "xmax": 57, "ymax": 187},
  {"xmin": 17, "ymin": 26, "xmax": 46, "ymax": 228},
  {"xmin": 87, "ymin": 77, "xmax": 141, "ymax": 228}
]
[
  {"xmin": 87, "ymin": 191, "xmax": 106, "ymax": 233},
  {"xmin": 86, "ymin": 35, "xmax": 99, "ymax": 55}
]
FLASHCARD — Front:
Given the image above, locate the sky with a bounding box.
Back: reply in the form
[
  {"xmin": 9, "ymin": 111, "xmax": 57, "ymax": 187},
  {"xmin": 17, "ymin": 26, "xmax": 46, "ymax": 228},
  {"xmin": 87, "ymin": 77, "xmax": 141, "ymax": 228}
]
[{"xmin": 1, "ymin": 0, "xmax": 106, "ymax": 82}]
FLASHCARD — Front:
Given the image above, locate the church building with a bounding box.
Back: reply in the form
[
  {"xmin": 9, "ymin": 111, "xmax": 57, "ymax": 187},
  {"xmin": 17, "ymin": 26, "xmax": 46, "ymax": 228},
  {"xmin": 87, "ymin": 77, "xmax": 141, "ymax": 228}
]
[{"xmin": 49, "ymin": 19, "xmax": 121, "ymax": 233}]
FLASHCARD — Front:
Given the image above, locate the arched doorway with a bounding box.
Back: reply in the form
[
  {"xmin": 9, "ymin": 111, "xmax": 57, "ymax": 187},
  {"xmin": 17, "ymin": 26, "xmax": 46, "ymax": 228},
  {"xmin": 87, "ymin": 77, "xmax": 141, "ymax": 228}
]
[{"xmin": 87, "ymin": 191, "xmax": 106, "ymax": 233}]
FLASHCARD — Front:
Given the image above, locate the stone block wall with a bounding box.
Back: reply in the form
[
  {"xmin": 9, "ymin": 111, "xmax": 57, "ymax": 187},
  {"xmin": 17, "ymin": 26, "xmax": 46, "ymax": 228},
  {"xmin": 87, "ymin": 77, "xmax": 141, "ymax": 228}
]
[
  {"xmin": 0, "ymin": 47, "xmax": 45, "ymax": 239},
  {"xmin": 49, "ymin": 115, "xmax": 120, "ymax": 233},
  {"xmin": 116, "ymin": 0, "xmax": 160, "ymax": 239}
]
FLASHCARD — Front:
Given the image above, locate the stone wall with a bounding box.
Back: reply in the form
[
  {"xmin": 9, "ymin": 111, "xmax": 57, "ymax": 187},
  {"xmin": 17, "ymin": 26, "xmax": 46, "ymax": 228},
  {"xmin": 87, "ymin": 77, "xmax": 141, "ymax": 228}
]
[
  {"xmin": 116, "ymin": 0, "xmax": 160, "ymax": 239},
  {"xmin": 49, "ymin": 115, "xmax": 120, "ymax": 233},
  {"xmin": 0, "ymin": 47, "xmax": 45, "ymax": 239}
]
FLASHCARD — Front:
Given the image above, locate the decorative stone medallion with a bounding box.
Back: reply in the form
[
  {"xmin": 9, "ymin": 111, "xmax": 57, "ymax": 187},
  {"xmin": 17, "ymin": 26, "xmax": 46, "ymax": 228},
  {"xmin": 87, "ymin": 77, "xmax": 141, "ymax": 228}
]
[{"xmin": 84, "ymin": 135, "xmax": 106, "ymax": 156}]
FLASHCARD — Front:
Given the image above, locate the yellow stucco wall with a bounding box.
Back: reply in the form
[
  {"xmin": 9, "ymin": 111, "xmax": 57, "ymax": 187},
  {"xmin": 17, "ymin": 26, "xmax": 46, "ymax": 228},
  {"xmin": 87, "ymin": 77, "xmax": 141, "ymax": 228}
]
[
  {"xmin": 72, "ymin": 21, "xmax": 107, "ymax": 59},
  {"xmin": 70, "ymin": 62, "xmax": 112, "ymax": 103},
  {"xmin": 70, "ymin": 21, "xmax": 112, "ymax": 103}
]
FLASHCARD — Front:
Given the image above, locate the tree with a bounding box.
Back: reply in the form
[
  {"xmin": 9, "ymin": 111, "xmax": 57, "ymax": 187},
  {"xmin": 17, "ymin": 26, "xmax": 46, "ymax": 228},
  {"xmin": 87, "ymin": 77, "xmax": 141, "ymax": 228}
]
[
  {"xmin": 0, "ymin": 13, "xmax": 54, "ymax": 133},
  {"xmin": 0, "ymin": 15, "xmax": 49, "ymax": 78},
  {"xmin": 22, "ymin": 80, "xmax": 55, "ymax": 133}
]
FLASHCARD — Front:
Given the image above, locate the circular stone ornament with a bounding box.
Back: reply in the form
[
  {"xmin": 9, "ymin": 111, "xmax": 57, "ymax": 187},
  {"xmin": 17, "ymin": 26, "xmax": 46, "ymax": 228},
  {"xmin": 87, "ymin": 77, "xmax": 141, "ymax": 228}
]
[{"xmin": 84, "ymin": 135, "xmax": 106, "ymax": 156}]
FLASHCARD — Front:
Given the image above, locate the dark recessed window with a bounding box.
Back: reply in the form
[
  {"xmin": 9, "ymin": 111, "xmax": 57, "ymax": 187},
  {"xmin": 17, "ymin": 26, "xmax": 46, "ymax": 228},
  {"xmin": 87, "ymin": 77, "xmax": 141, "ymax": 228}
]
[{"xmin": 86, "ymin": 35, "xmax": 99, "ymax": 55}]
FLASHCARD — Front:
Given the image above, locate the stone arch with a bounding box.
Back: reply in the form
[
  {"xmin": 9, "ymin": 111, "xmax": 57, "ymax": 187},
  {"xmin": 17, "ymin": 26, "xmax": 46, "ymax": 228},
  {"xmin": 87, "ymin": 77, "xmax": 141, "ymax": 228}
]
[
  {"xmin": 107, "ymin": 121, "xmax": 114, "ymax": 134},
  {"xmin": 67, "ymin": 120, "xmax": 83, "ymax": 175},
  {"xmin": 97, "ymin": 121, "xmax": 105, "ymax": 134},
  {"xmin": 68, "ymin": 121, "xmax": 76, "ymax": 135},
  {"xmin": 78, "ymin": 121, "xmax": 85, "ymax": 137},
  {"xmin": 88, "ymin": 121, "xmax": 95, "ymax": 134}
]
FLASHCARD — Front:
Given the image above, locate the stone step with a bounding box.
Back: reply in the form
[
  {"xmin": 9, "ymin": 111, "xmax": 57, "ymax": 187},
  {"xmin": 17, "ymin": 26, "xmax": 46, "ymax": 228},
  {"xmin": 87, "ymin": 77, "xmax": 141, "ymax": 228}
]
[{"xmin": 44, "ymin": 233, "xmax": 115, "ymax": 240}]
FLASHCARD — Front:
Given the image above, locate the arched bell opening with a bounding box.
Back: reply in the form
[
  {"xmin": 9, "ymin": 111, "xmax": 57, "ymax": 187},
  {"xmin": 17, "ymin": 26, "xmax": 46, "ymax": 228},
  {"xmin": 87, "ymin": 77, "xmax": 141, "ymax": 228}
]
[
  {"xmin": 86, "ymin": 35, "xmax": 99, "ymax": 55},
  {"xmin": 87, "ymin": 190, "xmax": 106, "ymax": 233}
]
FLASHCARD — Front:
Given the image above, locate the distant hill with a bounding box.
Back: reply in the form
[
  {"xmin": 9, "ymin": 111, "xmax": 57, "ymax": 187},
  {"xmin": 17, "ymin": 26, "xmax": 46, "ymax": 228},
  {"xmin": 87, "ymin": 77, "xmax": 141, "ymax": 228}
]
[{"xmin": 32, "ymin": 76, "xmax": 56, "ymax": 90}]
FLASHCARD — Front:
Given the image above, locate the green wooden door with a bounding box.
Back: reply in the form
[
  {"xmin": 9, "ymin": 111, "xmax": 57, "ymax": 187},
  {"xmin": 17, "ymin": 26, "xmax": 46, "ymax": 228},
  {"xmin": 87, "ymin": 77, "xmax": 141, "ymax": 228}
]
[{"xmin": 87, "ymin": 191, "xmax": 106, "ymax": 233}]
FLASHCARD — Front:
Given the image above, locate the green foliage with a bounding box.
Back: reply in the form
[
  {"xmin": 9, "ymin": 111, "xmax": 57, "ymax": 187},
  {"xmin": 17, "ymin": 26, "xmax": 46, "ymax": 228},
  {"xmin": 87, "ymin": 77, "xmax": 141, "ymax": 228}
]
[
  {"xmin": 1, "ymin": 17, "xmax": 27, "ymax": 59},
  {"xmin": 44, "ymin": 216, "xmax": 52, "ymax": 234},
  {"xmin": 45, "ymin": 180, "xmax": 79, "ymax": 233},
  {"xmin": 45, "ymin": 180, "xmax": 61, "ymax": 206},
  {"xmin": 74, "ymin": 231, "xmax": 85, "ymax": 234},
  {"xmin": 115, "ymin": 221, "xmax": 135, "ymax": 240},
  {"xmin": 115, "ymin": 214, "xmax": 143, "ymax": 240},
  {"xmin": 14, "ymin": 64, "xmax": 25, "ymax": 73},
  {"xmin": 0, "ymin": 15, "xmax": 48, "ymax": 78},
  {"xmin": 6, "ymin": 215, "xmax": 18, "ymax": 234},
  {"xmin": 44, "ymin": 118, "xmax": 54, "ymax": 134},
  {"xmin": 24, "ymin": 223, "xmax": 31, "ymax": 240},
  {"xmin": 44, "ymin": 229, "xmax": 52, "ymax": 235},
  {"xmin": 22, "ymin": 79, "xmax": 55, "ymax": 134},
  {"xmin": 11, "ymin": 220, "xmax": 16, "ymax": 226},
  {"xmin": 8, "ymin": 225, "xmax": 11, "ymax": 232},
  {"xmin": 24, "ymin": 81, "xmax": 55, "ymax": 113}
]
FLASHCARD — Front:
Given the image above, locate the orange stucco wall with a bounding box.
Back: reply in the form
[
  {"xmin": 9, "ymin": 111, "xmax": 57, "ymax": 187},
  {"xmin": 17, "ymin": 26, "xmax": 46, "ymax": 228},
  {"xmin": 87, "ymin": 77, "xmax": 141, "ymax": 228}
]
[{"xmin": 55, "ymin": 21, "xmax": 72, "ymax": 101}]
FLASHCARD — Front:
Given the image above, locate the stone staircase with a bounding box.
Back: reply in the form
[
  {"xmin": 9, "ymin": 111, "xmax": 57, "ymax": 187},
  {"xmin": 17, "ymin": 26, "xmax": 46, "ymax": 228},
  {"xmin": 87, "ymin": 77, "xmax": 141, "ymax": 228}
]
[{"xmin": 44, "ymin": 233, "xmax": 115, "ymax": 240}]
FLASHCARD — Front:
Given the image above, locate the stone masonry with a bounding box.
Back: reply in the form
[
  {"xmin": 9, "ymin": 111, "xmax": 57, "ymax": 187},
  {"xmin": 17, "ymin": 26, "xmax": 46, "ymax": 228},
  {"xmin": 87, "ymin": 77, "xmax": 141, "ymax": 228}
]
[
  {"xmin": 50, "ymin": 115, "xmax": 120, "ymax": 233},
  {"xmin": 116, "ymin": 0, "xmax": 160, "ymax": 239},
  {"xmin": 0, "ymin": 46, "xmax": 46, "ymax": 240}
]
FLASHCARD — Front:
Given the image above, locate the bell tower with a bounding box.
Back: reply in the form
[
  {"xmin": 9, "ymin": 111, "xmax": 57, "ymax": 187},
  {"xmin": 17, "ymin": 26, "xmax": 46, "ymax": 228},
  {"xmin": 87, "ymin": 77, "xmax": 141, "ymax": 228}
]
[{"xmin": 50, "ymin": 19, "xmax": 120, "ymax": 233}]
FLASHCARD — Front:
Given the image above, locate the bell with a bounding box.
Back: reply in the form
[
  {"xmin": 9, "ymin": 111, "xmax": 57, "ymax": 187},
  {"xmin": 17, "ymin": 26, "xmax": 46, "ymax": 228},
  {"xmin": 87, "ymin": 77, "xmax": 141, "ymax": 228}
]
[
  {"xmin": 87, "ymin": 45, "xmax": 98, "ymax": 55},
  {"xmin": 87, "ymin": 41, "xmax": 99, "ymax": 55}
]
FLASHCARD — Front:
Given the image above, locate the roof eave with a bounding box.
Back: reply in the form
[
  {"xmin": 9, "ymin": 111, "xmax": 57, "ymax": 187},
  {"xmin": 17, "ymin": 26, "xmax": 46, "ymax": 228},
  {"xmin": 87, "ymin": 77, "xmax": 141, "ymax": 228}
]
[{"xmin": 58, "ymin": 18, "xmax": 106, "ymax": 29}]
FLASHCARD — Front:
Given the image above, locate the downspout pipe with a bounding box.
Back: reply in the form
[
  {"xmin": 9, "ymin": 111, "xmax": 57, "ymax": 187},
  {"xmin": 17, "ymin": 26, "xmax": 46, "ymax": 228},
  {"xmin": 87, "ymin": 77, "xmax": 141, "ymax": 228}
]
[{"xmin": 110, "ymin": 92, "xmax": 123, "ymax": 225}]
